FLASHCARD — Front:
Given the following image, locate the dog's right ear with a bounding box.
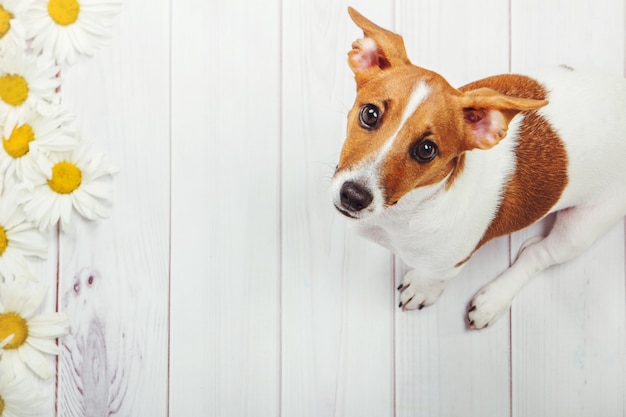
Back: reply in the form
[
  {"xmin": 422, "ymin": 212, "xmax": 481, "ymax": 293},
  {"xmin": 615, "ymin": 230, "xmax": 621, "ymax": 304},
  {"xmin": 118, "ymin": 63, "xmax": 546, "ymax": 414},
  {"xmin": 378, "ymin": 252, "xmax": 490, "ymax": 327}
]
[
  {"xmin": 460, "ymin": 88, "xmax": 548, "ymax": 150},
  {"xmin": 347, "ymin": 7, "xmax": 411, "ymax": 78}
]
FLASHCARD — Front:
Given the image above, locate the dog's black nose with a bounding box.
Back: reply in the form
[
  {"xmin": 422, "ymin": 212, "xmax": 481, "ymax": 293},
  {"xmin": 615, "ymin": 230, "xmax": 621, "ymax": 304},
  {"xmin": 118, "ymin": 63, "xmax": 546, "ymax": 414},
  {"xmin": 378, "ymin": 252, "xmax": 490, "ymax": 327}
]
[{"xmin": 340, "ymin": 181, "xmax": 373, "ymax": 212}]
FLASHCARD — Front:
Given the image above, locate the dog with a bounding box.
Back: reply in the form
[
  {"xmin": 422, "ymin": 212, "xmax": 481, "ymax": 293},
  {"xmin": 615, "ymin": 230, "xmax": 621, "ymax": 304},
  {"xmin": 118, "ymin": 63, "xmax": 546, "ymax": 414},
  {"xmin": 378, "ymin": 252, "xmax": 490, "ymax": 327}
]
[{"xmin": 331, "ymin": 7, "xmax": 626, "ymax": 329}]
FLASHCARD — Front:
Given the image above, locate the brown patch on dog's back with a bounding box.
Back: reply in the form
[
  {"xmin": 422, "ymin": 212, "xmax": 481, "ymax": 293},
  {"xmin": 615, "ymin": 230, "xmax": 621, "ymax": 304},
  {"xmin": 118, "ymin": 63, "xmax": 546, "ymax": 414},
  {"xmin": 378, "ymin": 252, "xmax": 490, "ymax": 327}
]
[
  {"xmin": 475, "ymin": 111, "xmax": 568, "ymax": 249},
  {"xmin": 459, "ymin": 74, "xmax": 569, "ymax": 253}
]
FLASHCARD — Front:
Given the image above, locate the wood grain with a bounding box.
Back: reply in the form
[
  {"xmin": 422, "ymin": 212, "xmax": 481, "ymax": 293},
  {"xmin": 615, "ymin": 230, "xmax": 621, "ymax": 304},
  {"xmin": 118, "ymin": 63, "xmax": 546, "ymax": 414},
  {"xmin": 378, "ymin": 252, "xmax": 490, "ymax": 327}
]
[
  {"xmin": 511, "ymin": 0, "xmax": 625, "ymax": 73},
  {"xmin": 169, "ymin": 1, "xmax": 281, "ymax": 416},
  {"xmin": 396, "ymin": 0, "xmax": 511, "ymax": 86},
  {"xmin": 511, "ymin": 222, "xmax": 626, "ymax": 416},
  {"xmin": 510, "ymin": 1, "xmax": 626, "ymax": 415},
  {"xmin": 23, "ymin": 0, "xmax": 625, "ymax": 416},
  {"xmin": 55, "ymin": 0, "xmax": 171, "ymax": 415}
]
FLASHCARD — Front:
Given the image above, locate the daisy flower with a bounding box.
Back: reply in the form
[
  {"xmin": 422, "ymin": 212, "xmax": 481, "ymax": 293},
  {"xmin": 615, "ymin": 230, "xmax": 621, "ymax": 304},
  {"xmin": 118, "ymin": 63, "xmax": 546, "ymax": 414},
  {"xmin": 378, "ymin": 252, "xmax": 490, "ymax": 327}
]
[
  {"xmin": 0, "ymin": 371, "xmax": 44, "ymax": 417},
  {"xmin": 25, "ymin": 0, "xmax": 122, "ymax": 65},
  {"xmin": 0, "ymin": 105, "xmax": 76, "ymax": 186},
  {"xmin": 0, "ymin": 279, "xmax": 69, "ymax": 379},
  {"xmin": 21, "ymin": 138, "xmax": 118, "ymax": 231},
  {"xmin": 0, "ymin": 51, "xmax": 61, "ymax": 138},
  {"xmin": 0, "ymin": 0, "xmax": 29, "ymax": 56},
  {"xmin": 0, "ymin": 192, "xmax": 47, "ymax": 282}
]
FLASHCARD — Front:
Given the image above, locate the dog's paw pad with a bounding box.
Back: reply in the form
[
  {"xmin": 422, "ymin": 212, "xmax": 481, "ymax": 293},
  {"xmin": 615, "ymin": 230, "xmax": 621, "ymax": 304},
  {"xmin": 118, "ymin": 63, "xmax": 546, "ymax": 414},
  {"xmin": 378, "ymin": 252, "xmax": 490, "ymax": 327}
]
[{"xmin": 467, "ymin": 288, "xmax": 512, "ymax": 329}]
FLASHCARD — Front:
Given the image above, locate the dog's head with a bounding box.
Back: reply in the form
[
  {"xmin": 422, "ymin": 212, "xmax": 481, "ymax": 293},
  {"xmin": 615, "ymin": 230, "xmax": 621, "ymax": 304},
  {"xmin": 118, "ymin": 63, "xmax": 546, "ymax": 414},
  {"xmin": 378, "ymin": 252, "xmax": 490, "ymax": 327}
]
[{"xmin": 332, "ymin": 8, "xmax": 547, "ymax": 220}]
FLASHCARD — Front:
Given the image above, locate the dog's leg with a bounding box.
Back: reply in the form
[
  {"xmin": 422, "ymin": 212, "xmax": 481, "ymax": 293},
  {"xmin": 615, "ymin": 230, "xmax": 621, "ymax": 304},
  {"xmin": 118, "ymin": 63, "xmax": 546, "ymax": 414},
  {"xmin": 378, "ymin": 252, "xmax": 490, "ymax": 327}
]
[
  {"xmin": 398, "ymin": 268, "xmax": 458, "ymax": 310},
  {"xmin": 467, "ymin": 203, "xmax": 625, "ymax": 329}
]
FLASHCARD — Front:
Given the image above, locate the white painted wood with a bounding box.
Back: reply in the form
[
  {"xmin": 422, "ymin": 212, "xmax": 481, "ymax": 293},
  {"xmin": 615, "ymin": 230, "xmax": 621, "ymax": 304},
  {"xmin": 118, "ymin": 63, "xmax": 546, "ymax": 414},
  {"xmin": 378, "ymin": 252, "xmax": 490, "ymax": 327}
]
[
  {"xmin": 511, "ymin": 0, "xmax": 625, "ymax": 74},
  {"xmin": 55, "ymin": 1, "xmax": 171, "ymax": 415},
  {"xmin": 396, "ymin": 0, "xmax": 511, "ymax": 86},
  {"xmin": 395, "ymin": 238, "xmax": 514, "ymax": 417},
  {"xmin": 510, "ymin": 0, "xmax": 626, "ymax": 415},
  {"xmin": 22, "ymin": 1, "xmax": 626, "ymax": 416},
  {"xmin": 394, "ymin": 1, "xmax": 513, "ymax": 416},
  {"xmin": 511, "ymin": 221, "xmax": 626, "ymax": 417},
  {"xmin": 281, "ymin": 1, "xmax": 394, "ymax": 416},
  {"xmin": 170, "ymin": 1, "xmax": 281, "ymax": 416}
]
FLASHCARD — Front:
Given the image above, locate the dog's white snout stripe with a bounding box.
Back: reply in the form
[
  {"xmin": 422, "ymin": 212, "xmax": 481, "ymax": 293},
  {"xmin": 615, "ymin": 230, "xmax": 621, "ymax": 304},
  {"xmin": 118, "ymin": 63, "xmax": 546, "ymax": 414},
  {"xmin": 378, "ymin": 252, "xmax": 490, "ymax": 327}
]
[
  {"xmin": 375, "ymin": 81, "xmax": 431, "ymax": 164},
  {"xmin": 333, "ymin": 81, "xmax": 431, "ymax": 218}
]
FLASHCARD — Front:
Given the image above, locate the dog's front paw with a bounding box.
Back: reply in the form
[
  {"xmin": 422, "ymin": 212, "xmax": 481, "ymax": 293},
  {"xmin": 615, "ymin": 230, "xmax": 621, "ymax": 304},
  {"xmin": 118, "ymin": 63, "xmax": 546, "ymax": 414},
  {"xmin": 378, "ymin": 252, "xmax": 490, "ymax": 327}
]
[
  {"xmin": 467, "ymin": 284, "xmax": 513, "ymax": 329},
  {"xmin": 397, "ymin": 270, "xmax": 446, "ymax": 311}
]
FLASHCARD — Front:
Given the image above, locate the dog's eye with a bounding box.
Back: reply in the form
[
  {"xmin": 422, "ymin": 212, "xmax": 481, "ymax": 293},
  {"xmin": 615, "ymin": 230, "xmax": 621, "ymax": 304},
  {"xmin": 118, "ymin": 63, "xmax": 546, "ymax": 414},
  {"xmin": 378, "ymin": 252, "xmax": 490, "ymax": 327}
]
[
  {"xmin": 359, "ymin": 104, "xmax": 381, "ymax": 129},
  {"xmin": 411, "ymin": 140, "xmax": 438, "ymax": 163}
]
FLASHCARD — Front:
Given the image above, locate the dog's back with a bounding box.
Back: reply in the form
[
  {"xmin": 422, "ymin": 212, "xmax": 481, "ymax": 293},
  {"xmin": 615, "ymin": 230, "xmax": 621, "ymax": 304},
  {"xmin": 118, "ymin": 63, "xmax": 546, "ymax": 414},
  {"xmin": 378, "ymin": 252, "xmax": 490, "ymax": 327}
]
[{"xmin": 532, "ymin": 67, "xmax": 626, "ymax": 211}]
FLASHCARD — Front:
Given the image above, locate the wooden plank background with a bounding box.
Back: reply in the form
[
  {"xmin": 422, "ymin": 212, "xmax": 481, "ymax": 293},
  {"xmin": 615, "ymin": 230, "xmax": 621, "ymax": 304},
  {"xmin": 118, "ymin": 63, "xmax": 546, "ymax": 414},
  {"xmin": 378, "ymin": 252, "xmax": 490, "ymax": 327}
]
[{"xmin": 30, "ymin": 0, "xmax": 626, "ymax": 416}]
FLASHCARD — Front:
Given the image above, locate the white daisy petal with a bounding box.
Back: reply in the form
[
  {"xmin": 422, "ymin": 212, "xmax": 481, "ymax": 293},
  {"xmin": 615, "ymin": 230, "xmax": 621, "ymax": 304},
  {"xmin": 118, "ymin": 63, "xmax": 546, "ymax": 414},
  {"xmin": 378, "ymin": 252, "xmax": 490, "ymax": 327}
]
[
  {"xmin": 0, "ymin": 192, "xmax": 48, "ymax": 280},
  {"xmin": 0, "ymin": 349, "xmax": 25, "ymax": 377},
  {"xmin": 0, "ymin": 252, "xmax": 29, "ymax": 283},
  {"xmin": 0, "ymin": 372, "xmax": 45, "ymax": 416},
  {"xmin": 0, "ymin": 0, "xmax": 29, "ymax": 56},
  {"xmin": 18, "ymin": 342, "xmax": 52, "ymax": 379},
  {"xmin": 80, "ymin": 180, "xmax": 113, "ymax": 200},
  {"xmin": 14, "ymin": 270, "xmax": 38, "ymax": 284},
  {"xmin": 16, "ymin": 286, "xmax": 46, "ymax": 319},
  {"xmin": 0, "ymin": 51, "xmax": 60, "ymax": 137},
  {"xmin": 0, "ymin": 333, "xmax": 14, "ymax": 349},
  {"xmin": 0, "ymin": 280, "xmax": 70, "ymax": 379},
  {"xmin": 26, "ymin": 336, "xmax": 60, "ymax": 356},
  {"xmin": 28, "ymin": 313, "xmax": 70, "ymax": 337},
  {"xmin": 22, "ymin": 138, "xmax": 117, "ymax": 230},
  {"xmin": 26, "ymin": 0, "xmax": 122, "ymax": 66},
  {"xmin": 0, "ymin": 106, "xmax": 76, "ymax": 186},
  {"xmin": 1, "ymin": 280, "xmax": 29, "ymax": 312}
]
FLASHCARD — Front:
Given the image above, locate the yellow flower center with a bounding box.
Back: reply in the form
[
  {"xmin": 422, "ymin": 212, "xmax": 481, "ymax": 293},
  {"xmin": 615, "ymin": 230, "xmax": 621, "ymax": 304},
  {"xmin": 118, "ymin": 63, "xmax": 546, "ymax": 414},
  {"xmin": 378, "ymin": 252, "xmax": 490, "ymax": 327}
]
[
  {"xmin": 3, "ymin": 124, "xmax": 34, "ymax": 158},
  {"xmin": 0, "ymin": 226, "xmax": 7, "ymax": 256},
  {"xmin": 48, "ymin": 161, "xmax": 82, "ymax": 194},
  {"xmin": 48, "ymin": 0, "xmax": 81, "ymax": 26},
  {"xmin": 0, "ymin": 74, "xmax": 28, "ymax": 107},
  {"xmin": 0, "ymin": 395, "xmax": 4, "ymax": 415},
  {"xmin": 0, "ymin": 6, "xmax": 13, "ymax": 39},
  {"xmin": 0, "ymin": 312, "xmax": 28, "ymax": 350}
]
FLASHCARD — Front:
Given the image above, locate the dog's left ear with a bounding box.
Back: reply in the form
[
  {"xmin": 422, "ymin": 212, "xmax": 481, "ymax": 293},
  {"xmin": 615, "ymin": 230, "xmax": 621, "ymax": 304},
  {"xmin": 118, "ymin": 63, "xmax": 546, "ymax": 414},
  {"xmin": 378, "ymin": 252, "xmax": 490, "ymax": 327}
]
[
  {"xmin": 347, "ymin": 7, "xmax": 410, "ymax": 76},
  {"xmin": 460, "ymin": 88, "xmax": 548, "ymax": 150}
]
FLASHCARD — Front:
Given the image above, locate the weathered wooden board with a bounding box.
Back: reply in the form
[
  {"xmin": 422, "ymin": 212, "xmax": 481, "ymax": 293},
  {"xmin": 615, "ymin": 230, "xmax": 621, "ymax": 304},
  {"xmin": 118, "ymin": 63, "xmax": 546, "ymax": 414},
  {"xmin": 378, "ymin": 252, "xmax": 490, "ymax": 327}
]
[
  {"xmin": 25, "ymin": 0, "xmax": 625, "ymax": 416},
  {"xmin": 510, "ymin": 1, "xmax": 626, "ymax": 415},
  {"xmin": 170, "ymin": 0, "xmax": 281, "ymax": 416},
  {"xmin": 55, "ymin": 1, "xmax": 171, "ymax": 415}
]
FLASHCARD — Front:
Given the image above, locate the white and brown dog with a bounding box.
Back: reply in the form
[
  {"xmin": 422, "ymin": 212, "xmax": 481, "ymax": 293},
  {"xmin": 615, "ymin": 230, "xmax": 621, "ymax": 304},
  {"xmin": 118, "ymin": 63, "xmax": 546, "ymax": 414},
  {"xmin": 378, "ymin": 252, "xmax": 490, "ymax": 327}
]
[{"xmin": 332, "ymin": 8, "xmax": 626, "ymax": 329}]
